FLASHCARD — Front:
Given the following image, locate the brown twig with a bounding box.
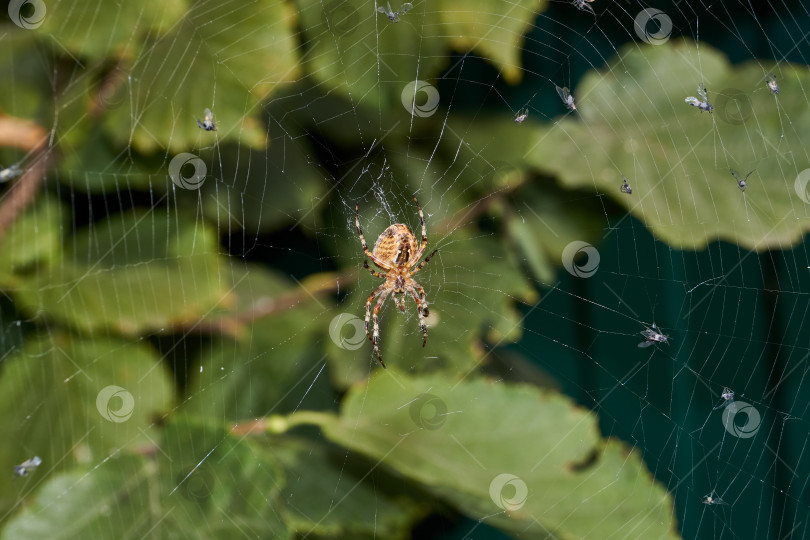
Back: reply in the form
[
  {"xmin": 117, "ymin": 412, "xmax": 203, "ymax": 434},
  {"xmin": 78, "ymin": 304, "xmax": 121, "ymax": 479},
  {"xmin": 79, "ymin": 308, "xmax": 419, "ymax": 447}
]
[{"xmin": 0, "ymin": 113, "xmax": 51, "ymax": 242}]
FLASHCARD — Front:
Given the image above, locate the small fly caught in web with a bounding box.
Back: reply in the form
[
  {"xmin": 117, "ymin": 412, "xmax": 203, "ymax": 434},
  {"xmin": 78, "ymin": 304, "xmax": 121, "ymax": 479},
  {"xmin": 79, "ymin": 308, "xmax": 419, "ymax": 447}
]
[
  {"xmin": 0, "ymin": 163, "xmax": 22, "ymax": 183},
  {"xmin": 571, "ymin": 0, "xmax": 595, "ymax": 14},
  {"xmin": 377, "ymin": 2, "xmax": 412, "ymax": 22},
  {"xmin": 638, "ymin": 323, "xmax": 669, "ymax": 348},
  {"xmin": 620, "ymin": 175, "xmax": 632, "ymax": 194},
  {"xmin": 14, "ymin": 456, "xmax": 42, "ymax": 477},
  {"xmin": 196, "ymin": 108, "xmax": 216, "ymax": 131},
  {"xmin": 684, "ymin": 83, "xmax": 713, "ymax": 113},
  {"xmin": 765, "ymin": 73, "xmax": 779, "ymax": 95},
  {"xmin": 556, "ymin": 85, "xmax": 576, "ymax": 111},
  {"xmin": 729, "ymin": 168, "xmax": 754, "ymax": 192},
  {"xmin": 713, "ymin": 387, "xmax": 735, "ymax": 409},
  {"xmin": 514, "ymin": 107, "xmax": 529, "ymax": 124},
  {"xmin": 702, "ymin": 492, "xmax": 729, "ymax": 506}
]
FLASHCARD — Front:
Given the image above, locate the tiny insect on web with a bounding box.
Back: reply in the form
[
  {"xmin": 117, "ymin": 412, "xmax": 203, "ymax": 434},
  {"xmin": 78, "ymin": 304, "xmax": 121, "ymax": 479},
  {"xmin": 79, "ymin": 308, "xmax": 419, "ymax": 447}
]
[
  {"xmin": 556, "ymin": 85, "xmax": 576, "ymax": 111},
  {"xmin": 638, "ymin": 323, "xmax": 669, "ymax": 348},
  {"xmin": 377, "ymin": 1, "xmax": 412, "ymax": 23},
  {"xmin": 0, "ymin": 163, "xmax": 23, "ymax": 183},
  {"xmin": 571, "ymin": 0, "xmax": 595, "ymax": 15},
  {"xmin": 684, "ymin": 83, "xmax": 713, "ymax": 113},
  {"xmin": 766, "ymin": 73, "xmax": 779, "ymax": 95},
  {"xmin": 729, "ymin": 168, "xmax": 755, "ymax": 192},
  {"xmin": 355, "ymin": 197, "xmax": 438, "ymax": 367},
  {"xmin": 14, "ymin": 456, "xmax": 42, "ymax": 477},
  {"xmin": 620, "ymin": 175, "xmax": 632, "ymax": 194},
  {"xmin": 196, "ymin": 108, "xmax": 216, "ymax": 131},
  {"xmin": 514, "ymin": 108, "xmax": 529, "ymax": 124}
]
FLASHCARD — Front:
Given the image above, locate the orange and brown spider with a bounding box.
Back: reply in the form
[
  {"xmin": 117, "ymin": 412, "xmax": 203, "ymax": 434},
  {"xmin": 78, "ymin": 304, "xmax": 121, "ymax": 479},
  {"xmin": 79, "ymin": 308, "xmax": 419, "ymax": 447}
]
[{"xmin": 355, "ymin": 197, "xmax": 438, "ymax": 367}]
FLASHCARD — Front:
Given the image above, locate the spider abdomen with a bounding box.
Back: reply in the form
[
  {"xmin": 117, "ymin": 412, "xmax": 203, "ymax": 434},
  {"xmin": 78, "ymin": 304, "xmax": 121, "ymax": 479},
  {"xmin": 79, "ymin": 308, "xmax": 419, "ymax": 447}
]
[{"xmin": 373, "ymin": 224, "xmax": 418, "ymax": 267}]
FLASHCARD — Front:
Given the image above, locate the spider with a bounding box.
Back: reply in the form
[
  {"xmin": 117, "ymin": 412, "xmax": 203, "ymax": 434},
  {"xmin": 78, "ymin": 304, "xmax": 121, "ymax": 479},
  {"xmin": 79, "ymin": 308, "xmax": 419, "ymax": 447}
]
[{"xmin": 355, "ymin": 197, "xmax": 438, "ymax": 367}]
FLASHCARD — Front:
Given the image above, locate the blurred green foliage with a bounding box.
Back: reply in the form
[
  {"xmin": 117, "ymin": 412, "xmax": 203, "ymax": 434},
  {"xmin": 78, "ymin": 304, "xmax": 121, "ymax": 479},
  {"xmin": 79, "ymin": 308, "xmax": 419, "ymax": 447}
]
[{"xmin": 2, "ymin": 0, "xmax": 805, "ymax": 537}]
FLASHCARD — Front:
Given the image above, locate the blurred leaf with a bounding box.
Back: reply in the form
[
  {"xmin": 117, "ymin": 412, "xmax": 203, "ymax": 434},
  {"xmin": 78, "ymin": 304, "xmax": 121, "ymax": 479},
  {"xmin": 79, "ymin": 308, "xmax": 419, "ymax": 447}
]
[
  {"xmin": 0, "ymin": 197, "xmax": 64, "ymax": 283},
  {"xmin": 269, "ymin": 436, "xmax": 426, "ymax": 538},
  {"xmin": 297, "ymin": 0, "xmax": 542, "ymax": 109},
  {"xmin": 2, "ymin": 420, "xmax": 290, "ymax": 539},
  {"xmin": 526, "ymin": 40, "xmax": 810, "ymax": 250},
  {"xmin": 39, "ymin": 0, "xmax": 189, "ymax": 59},
  {"xmin": 202, "ymin": 138, "xmax": 325, "ymax": 234},
  {"xmin": 506, "ymin": 184, "xmax": 603, "ymax": 284},
  {"xmin": 11, "ymin": 210, "xmax": 231, "ymax": 335},
  {"xmin": 182, "ymin": 265, "xmax": 335, "ymax": 420},
  {"xmin": 291, "ymin": 371, "xmax": 679, "ymax": 539},
  {"xmin": 102, "ymin": 0, "xmax": 299, "ymax": 152},
  {"xmin": 0, "ymin": 334, "xmax": 172, "ymax": 520},
  {"xmin": 0, "ymin": 33, "xmax": 51, "ymax": 123}
]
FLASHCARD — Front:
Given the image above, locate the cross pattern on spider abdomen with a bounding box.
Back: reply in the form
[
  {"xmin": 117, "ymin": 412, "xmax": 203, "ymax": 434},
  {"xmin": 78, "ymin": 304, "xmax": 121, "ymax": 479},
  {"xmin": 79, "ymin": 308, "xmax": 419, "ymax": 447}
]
[{"xmin": 355, "ymin": 197, "xmax": 437, "ymax": 368}]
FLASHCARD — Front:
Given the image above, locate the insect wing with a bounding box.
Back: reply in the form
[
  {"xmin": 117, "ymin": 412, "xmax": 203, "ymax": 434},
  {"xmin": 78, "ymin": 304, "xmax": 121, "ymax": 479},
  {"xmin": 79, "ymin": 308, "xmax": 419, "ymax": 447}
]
[
  {"xmin": 638, "ymin": 340, "xmax": 654, "ymax": 348},
  {"xmin": 376, "ymin": 5, "xmax": 388, "ymax": 13},
  {"xmin": 556, "ymin": 85, "xmax": 570, "ymax": 103},
  {"xmin": 398, "ymin": 2, "xmax": 413, "ymax": 15}
]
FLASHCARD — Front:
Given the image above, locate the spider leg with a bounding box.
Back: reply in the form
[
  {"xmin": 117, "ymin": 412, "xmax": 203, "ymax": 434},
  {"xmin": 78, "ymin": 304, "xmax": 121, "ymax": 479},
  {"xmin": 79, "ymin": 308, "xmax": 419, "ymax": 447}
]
[
  {"xmin": 363, "ymin": 260, "xmax": 384, "ymax": 278},
  {"xmin": 410, "ymin": 284, "xmax": 428, "ymax": 347},
  {"xmin": 410, "ymin": 196, "xmax": 428, "ymax": 262},
  {"xmin": 365, "ymin": 285, "xmax": 390, "ymax": 368},
  {"xmin": 410, "ymin": 249, "xmax": 438, "ymax": 275},
  {"xmin": 356, "ymin": 204, "xmax": 393, "ymax": 270}
]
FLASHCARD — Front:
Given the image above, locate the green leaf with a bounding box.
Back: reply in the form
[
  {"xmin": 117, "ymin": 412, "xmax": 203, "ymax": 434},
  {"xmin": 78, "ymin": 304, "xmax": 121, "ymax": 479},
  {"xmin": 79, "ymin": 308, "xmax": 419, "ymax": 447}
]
[
  {"xmin": 2, "ymin": 419, "xmax": 290, "ymax": 539},
  {"xmin": 297, "ymin": 0, "xmax": 542, "ymax": 109},
  {"xmin": 11, "ymin": 210, "xmax": 231, "ymax": 335},
  {"xmin": 0, "ymin": 334, "xmax": 173, "ymax": 521},
  {"xmin": 102, "ymin": 0, "xmax": 300, "ymax": 152},
  {"xmin": 39, "ymin": 0, "xmax": 189, "ymax": 59},
  {"xmin": 289, "ymin": 371, "xmax": 679, "ymax": 539},
  {"xmin": 269, "ymin": 437, "xmax": 426, "ymax": 538},
  {"xmin": 0, "ymin": 197, "xmax": 65, "ymax": 284},
  {"xmin": 525, "ymin": 39, "xmax": 810, "ymax": 250},
  {"xmin": 182, "ymin": 265, "xmax": 335, "ymax": 420}
]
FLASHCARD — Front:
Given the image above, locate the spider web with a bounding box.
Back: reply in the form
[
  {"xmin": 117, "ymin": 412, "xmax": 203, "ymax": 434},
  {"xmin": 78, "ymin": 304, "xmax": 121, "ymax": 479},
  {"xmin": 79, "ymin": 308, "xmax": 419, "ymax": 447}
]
[{"xmin": 1, "ymin": 0, "xmax": 810, "ymax": 538}]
